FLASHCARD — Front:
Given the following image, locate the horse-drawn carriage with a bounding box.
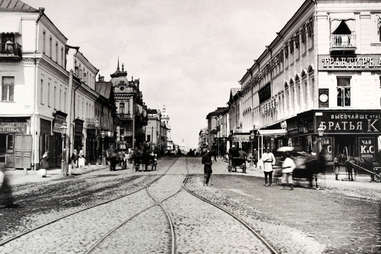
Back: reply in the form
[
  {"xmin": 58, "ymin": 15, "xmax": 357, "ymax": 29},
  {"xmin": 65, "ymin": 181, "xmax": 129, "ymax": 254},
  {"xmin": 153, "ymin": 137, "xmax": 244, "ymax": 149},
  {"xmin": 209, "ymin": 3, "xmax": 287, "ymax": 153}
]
[
  {"xmin": 228, "ymin": 150, "xmax": 247, "ymax": 173},
  {"xmin": 133, "ymin": 151, "xmax": 157, "ymax": 172},
  {"xmin": 274, "ymin": 150, "xmax": 327, "ymax": 188}
]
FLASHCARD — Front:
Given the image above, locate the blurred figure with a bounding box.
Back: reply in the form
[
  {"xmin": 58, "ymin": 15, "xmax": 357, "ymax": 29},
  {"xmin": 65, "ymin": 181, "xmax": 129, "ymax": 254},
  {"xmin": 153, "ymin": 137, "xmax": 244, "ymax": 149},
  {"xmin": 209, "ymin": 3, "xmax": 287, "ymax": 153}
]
[
  {"xmin": 281, "ymin": 152, "xmax": 296, "ymax": 190},
  {"xmin": 333, "ymin": 154, "xmax": 340, "ymax": 181},
  {"xmin": 253, "ymin": 148, "xmax": 258, "ymax": 168},
  {"xmin": 0, "ymin": 163, "xmax": 17, "ymax": 208},
  {"xmin": 202, "ymin": 148, "xmax": 213, "ymax": 186},
  {"xmin": 39, "ymin": 152, "xmax": 49, "ymax": 177},
  {"xmin": 71, "ymin": 149, "xmax": 78, "ymax": 169},
  {"xmin": 261, "ymin": 148, "xmax": 276, "ymax": 186},
  {"xmin": 78, "ymin": 148, "xmax": 85, "ymax": 168}
]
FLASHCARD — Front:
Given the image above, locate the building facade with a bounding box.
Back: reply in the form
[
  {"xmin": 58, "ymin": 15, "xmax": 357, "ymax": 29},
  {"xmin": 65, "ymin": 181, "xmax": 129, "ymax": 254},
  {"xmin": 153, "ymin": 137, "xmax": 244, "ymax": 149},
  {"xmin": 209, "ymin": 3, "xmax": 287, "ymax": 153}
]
[
  {"xmin": 110, "ymin": 61, "xmax": 147, "ymax": 150},
  {"xmin": 145, "ymin": 108, "xmax": 162, "ymax": 152},
  {"xmin": 238, "ymin": 0, "xmax": 381, "ymax": 161},
  {"xmin": 0, "ymin": 3, "xmax": 70, "ymax": 169}
]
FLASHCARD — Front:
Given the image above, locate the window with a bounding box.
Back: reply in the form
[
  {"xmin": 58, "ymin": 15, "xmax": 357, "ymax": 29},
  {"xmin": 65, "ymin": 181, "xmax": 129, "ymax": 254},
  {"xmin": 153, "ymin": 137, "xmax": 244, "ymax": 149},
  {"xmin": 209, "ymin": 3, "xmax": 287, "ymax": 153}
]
[
  {"xmin": 1, "ymin": 76, "xmax": 14, "ymax": 102},
  {"xmin": 6, "ymin": 135, "xmax": 14, "ymax": 152},
  {"xmin": 119, "ymin": 102, "xmax": 125, "ymax": 113},
  {"xmin": 47, "ymin": 82, "xmax": 51, "ymax": 107},
  {"xmin": 42, "ymin": 31, "xmax": 46, "ymax": 54},
  {"xmin": 337, "ymin": 77, "xmax": 351, "ymax": 107},
  {"xmin": 59, "ymin": 88, "xmax": 62, "ymax": 110},
  {"xmin": 40, "ymin": 79, "xmax": 44, "ymax": 104},
  {"xmin": 54, "ymin": 86, "xmax": 57, "ymax": 109},
  {"xmin": 55, "ymin": 42, "xmax": 58, "ymax": 63},
  {"xmin": 61, "ymin": 47, "xmax": 64, "ymax": 66},
  {"xmin": 63, "ymin": 90, "xmax": 66, "ymax": 111},
  {"xmin": 49, "ymin": 36, "xmax": 52, "ymax": 58}
]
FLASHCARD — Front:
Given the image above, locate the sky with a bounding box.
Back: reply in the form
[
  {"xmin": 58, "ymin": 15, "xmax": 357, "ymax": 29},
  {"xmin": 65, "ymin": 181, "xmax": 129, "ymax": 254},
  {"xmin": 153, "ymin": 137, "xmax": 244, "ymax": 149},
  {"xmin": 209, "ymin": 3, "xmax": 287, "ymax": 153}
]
[{"xmin": 25, "ymin": 0, "xmax": 304, "ymax": 149}]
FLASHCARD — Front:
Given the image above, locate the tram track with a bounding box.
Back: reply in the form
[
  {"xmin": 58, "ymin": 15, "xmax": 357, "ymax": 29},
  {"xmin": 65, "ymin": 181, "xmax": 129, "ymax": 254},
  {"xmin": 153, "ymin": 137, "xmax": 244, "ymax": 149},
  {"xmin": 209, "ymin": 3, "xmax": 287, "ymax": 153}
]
[
  {"xmin": 85, "ymin": 172, "xmax": 179, "ymax": 254},
  {"xmin": 182, "ymin": 157, "xmax": 280, "ymax": 254},
  {"xmin": 0, "ymin": 158, "xmax": 179, "ymax": 249}
]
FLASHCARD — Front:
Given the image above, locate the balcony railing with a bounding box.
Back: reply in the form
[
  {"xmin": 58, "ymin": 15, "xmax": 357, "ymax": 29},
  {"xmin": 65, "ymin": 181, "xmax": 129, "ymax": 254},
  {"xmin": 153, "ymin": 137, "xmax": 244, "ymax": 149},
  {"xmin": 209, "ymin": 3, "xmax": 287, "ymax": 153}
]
[
  {"xmin": 0, "ymin": 42, "xmax": 22, "ymax": 61},
  {"xmin": 330, "ymin": 34, "xmax": 356, "ymax": 51}
]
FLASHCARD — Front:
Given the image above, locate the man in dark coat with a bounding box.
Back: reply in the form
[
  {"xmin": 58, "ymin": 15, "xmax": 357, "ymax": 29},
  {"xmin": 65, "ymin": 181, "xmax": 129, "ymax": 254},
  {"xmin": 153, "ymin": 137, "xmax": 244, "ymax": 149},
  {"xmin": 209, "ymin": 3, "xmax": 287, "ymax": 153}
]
[
  {"xmin": 202, "ymin": 149, "xmax": 213, "ymax": 186},
  {"xmin": 0, "ymin": 163, "xmax": 17, "ymax": 208}
]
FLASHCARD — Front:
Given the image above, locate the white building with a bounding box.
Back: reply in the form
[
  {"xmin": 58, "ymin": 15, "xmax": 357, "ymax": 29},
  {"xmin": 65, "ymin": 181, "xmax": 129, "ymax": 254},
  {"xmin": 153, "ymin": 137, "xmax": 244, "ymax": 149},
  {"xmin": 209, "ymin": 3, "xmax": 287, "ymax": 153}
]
[
  {"xmin": 66, "ymin": 47, "xmax": 99, "ymax": 163},
  {"xmin": 0, "ymin": 2, "xmax": 70, "ymax": 169},
  {"xmin": 238, "ymin": 0, "xmax": 381, "ymax": 161}
]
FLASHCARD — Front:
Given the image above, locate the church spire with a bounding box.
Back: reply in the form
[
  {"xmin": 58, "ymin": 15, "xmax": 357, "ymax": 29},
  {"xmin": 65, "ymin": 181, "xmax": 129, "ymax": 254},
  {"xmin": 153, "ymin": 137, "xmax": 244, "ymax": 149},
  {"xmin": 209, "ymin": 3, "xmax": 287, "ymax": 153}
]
[{"xmin": 117, "ymin": 57, "xmax": 120, "ymax": 71}]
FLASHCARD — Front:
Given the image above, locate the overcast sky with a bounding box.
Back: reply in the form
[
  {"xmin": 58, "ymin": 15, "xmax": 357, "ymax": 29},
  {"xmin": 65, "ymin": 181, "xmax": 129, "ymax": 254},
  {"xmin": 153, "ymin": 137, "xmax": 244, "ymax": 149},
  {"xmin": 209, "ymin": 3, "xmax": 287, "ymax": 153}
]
[{"xmin": 25, "ymin": 0, "xmax": 304, "ymax": 149}]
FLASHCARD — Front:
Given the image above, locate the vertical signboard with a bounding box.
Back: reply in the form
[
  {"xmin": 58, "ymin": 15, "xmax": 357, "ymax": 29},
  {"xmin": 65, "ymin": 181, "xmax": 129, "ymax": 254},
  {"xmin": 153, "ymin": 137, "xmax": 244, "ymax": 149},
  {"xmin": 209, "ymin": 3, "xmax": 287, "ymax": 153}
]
[
  {"xmin": 321, "ymin": 136, "xmax": 334, "ymax": 161},
  {"xmin": 358, "ymin": 137, "xmax": 376, "ymax": 160},
  {"xmin": 318, "ymin": 88, "xmax": 329, "ymax": 108}
]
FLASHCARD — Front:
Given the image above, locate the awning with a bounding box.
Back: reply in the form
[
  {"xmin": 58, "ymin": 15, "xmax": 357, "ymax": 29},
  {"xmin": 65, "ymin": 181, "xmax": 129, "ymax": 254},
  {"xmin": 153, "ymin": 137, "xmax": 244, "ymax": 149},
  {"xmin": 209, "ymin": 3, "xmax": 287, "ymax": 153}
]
[
  {"xmin": 258, "ymin": 129, "xmax": 287, "ymax": 137},
  {"xmin": 0, "ymin": 16, "xmax": 21, "ymax": 34}
]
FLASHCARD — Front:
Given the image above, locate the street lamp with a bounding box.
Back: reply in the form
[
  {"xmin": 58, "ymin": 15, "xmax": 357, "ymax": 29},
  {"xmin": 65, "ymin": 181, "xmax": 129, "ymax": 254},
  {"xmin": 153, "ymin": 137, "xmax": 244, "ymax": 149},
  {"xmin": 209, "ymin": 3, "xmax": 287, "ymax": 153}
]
[
  {"xmin": 59, "ymin": 125, "xmax": 68, "ymax": 176},
  {"xmin": 101, "ymin": 131, "xmax": 106, "ymax": 165},
  {"xmin": 317, "ymin": 126, "xmax": 324, "ymax": 153}
]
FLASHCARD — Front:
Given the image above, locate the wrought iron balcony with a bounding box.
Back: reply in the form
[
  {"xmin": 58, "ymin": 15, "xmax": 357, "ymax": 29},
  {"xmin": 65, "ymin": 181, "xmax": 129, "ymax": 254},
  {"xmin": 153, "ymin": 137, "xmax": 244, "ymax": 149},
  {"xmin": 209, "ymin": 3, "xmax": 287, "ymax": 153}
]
[
  {"xmin": 0, "ymin": 42, "xmax": 22, "ymax": 61},
  {"xmin": 330, "ymin": 34, "xmax": 356, "ymax": 52}
]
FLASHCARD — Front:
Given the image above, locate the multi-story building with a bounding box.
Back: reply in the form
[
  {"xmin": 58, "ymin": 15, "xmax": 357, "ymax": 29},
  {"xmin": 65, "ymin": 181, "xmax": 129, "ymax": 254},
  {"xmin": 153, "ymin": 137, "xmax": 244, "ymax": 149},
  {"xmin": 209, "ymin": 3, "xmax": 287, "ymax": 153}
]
[
  {"xmin": 238, "ymin": 0, "xmax": 381, "ymax": 161},
  {"xmin": 66, "ymin": 46, "xmax": 99, "ymax": 164},
  {"xmin": 110, "ymin": 61, "xmax": 147, "ymax": 150},
  {"xmin": 0, "ymin": 2, "xmax": 70, "ymax": 169},
  {"xmin": 160, "ymin": 106, "xmax": 174, "ymax": 154},
  {"xmin": 206, "ymin": 107, "xmax": 229, "ymax": 154},
  {"xmin": 95, "ymin": 76, "xmax": 117, "ymax": 162},
  {"xmin": 145, "ymin": 108, "xmax": 162, "ymax": 152}
]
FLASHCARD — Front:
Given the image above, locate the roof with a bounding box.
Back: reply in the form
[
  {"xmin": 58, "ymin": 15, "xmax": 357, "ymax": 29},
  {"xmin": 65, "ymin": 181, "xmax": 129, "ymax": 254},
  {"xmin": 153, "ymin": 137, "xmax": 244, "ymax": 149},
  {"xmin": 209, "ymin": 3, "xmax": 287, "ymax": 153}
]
[
  {"xmin": 206, "ymin": 107, "xmax": 228, "ymax": 119},
  {"xmin": 95, "ymin": 81, "xmax": 112, "ymax": 99},
  {"xmin": 0, "ymin": 0, "xmax": 38, "ymax": 12},
  {"xmin": 230, "ymin": 88, "xmax": 240, "ymax": 97}
]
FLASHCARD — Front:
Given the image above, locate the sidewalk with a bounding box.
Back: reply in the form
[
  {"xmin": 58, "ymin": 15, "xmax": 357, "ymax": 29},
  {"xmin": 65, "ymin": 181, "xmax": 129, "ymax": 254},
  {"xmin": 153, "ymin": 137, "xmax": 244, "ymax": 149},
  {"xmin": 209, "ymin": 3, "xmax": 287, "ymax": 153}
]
[
  {"xmin": 211, "ymin": 159, "xmax": 381, "ymax": 194},
  {"xmin": 5, "ymin": 164, "xmax": 108, "ymax": 186}
]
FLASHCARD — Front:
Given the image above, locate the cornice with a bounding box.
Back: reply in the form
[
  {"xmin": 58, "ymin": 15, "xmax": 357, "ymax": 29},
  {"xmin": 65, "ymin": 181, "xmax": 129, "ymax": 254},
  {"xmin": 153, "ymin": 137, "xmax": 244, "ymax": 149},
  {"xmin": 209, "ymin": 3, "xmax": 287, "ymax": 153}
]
[{"xmin": 38, "ymin": 56, "xmax": 69, "ymax": 82}]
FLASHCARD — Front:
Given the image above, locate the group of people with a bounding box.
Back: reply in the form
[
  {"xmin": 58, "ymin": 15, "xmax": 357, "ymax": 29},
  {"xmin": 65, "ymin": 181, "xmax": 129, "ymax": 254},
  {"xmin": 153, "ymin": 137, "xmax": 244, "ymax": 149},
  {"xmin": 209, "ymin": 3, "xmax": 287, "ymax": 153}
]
[{"xmin": 258, "ymin": 148, "xmax": 296, "ymax": 190}]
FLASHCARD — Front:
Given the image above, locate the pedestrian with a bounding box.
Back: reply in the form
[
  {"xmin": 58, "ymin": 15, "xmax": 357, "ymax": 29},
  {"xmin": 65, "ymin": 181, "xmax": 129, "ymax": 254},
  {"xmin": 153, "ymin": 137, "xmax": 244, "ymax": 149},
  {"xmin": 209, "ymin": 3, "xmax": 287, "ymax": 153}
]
[
  {"xmin": 202, "ymin": 149, "xmax": 213, "ymax": 186},
  {"xmin": 0, "ymin": 163, "xmax": 18, "ymax": 208},
  {"xmin": 78, "ymin": 148, "xmax": 85, "ymax": 168},
  {"xmin": 281, "ymin": 152, "xmax": 296, "ymax": 190},
  {"xmin": 71, "ymin": 149, "xmax": 78, "ymax": 169},
  {"xmin": 344, "ymin": 156, "xmax": 354, "ymax": 181},
  {"xmin": 39, "ymin": 152, "xmax": 49, "ymax": 178},
  {"xmin": 108, "ymin": 146, "xmax": 117, "ymax": 171},
  {"xmin": 333, "ymin": 154, "xmax": 340, "ymax": 181},
  {"xmin": 261, "ymin": 148, "xmax": 276, "ymax": 186},
  {"xmin": 253, "ymin": 148, "xmax": 258, "ymax": 168}
]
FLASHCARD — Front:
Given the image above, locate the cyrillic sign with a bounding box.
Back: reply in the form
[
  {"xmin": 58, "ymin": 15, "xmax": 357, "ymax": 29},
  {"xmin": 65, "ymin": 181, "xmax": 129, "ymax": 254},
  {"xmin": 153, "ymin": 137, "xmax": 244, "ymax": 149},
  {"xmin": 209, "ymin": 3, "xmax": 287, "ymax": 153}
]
[
  {"xmin": 316, "ymin": 111, "xmax": 381, "ymax": 134},
  {"xmin": 358, "ymin": 137, "xmax": 376, "ymax": 160},
  {"xmin": 318, "ymin": 54, "xmax": 381, "ymax": 71}
]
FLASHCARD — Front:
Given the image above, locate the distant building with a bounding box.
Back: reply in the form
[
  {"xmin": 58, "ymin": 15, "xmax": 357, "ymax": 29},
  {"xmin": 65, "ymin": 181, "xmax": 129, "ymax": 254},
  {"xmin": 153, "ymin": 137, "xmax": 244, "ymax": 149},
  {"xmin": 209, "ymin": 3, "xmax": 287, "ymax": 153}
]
[
  {"xmin": 206, "ymin": 107, "xmax": 229, "ymax": 155},
  {"xmin": 110, "ymin": 61, "xmax": 147, "ymax": 150},
  {"xmin": 145, "ymin": 108, "xmax": 162, "ymax": 152}
]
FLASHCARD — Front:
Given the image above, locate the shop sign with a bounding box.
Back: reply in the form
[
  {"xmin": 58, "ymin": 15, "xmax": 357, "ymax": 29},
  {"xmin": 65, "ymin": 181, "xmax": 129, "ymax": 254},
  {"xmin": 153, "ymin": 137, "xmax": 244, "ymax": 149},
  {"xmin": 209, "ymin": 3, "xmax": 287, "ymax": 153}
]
[
  {"xmin": 53, "ymin": 115, "xmax": 67, "ymax": 134},
  {"xmin": 320, "ymin": 137, "xmax": 333, "ymax": 161},
  {"xmin": 0, "ymin": 122, "xmax": 27, "ymax": 133},
  {"xmin": 232, "ymin": 134, "xmax": 250, "ymax": 143},
  {"xmin": 74, "ymin": 119, "xmax": 84, "ymax": 135},
  {"xmin": 358, "ymin": 137, "xmax": 376, "ymax": 160},
  {"xmin": 318, "ymin": 54, "xmax": 381, "ymax": 71},
  {"xmin": 317, "ymin": 111, "xmax": 381, "ymax": 134},
  {"xmin": 318, "ymin": 88, "xmax": 329, "ymax": 108}
]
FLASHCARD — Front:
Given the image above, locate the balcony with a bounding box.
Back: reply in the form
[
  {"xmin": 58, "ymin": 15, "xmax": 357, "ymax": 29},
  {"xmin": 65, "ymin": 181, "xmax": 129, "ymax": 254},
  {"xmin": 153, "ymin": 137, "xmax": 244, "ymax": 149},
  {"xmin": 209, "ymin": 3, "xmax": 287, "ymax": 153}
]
[
  {"xmin": 0, "ymin": 41, "xmax": 22, "ymax": 61},
  {"xmin": 330, "ymin": 34, "xmax": 356, "ymax": 52}
]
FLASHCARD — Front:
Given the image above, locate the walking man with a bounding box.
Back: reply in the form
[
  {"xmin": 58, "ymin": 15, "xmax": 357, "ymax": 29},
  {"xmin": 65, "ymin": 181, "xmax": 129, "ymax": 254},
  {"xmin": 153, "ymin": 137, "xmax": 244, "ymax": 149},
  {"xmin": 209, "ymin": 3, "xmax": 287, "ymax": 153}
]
[
  {"xmin": 202, "ymin": 148, "xmax": 213, "ymax": 186},
  {"xmin": 261, "ymin": 148, "xmax": 276, "ymax": 186}
]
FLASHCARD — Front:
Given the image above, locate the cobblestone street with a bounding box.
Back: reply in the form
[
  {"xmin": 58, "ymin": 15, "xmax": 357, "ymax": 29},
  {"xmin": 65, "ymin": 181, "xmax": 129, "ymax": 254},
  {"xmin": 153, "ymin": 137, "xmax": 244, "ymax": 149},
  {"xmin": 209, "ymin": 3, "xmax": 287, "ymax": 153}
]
[{"xmin": 1, "ymin": 157, "xmax": 380, "ymax": 253}]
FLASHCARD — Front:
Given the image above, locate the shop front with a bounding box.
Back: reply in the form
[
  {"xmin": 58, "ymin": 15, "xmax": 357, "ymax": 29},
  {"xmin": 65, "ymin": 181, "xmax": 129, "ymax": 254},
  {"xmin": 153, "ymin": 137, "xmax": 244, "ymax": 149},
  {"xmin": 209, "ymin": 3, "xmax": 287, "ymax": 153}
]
[
  {"xmin": 40, "ymin": 118, "xmax": 53, "ymax": 168},
  {"xmin": 295, "ymin": 110, "xmax": 381, "ymax": 162},
  {"xmin": 52, "ymin": 111, "xmax": 67, "ymax": 168},
  {"xmin": 0, "ymin": 117, "xmax": 31, "ymax": 168},
  {"xmin": 74, "ymin": 119, "xmax": 84, "ymax": 152}
]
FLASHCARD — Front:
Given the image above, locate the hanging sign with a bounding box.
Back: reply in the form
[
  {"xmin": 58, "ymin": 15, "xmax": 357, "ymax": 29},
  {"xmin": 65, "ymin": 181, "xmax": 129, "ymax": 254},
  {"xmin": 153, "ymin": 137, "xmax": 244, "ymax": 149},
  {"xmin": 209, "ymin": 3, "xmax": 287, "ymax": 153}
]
[{"xmin": 358, "ymin": 137, "xmax": 376, "ymax": 160}]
